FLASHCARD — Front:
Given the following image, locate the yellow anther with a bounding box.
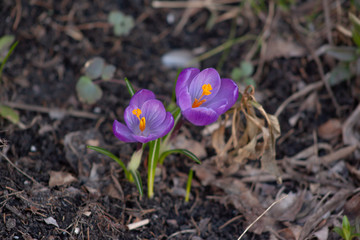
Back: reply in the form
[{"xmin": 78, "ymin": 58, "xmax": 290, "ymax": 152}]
[
  {"xmin": 202, "ymin": 84, "xmax": 212, "ymax": 95},
  {"xmin": 139, "ymin": 117, "xmax": 146, "ymax": 132},
  {"xmin": 132, "ymin": 108, "xmax": 142, "ymax": 120},
  {"xmin": 192, "ymin": 83, "xmax": 213, "ymax": 108},
  {"xmin": 132, "ymin": 108, "xmax": 146, "ymax": 132}
]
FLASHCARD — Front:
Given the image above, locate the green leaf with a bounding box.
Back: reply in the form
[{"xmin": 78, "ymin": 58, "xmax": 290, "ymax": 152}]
[
  {"xmin": 87, "ymin": 145, "xmax": 129, "ymax": 179},
  {"xmin": 343, "ymin": 215, "xmax": 351, "ymax": 232},
  {"xmin": 159, "ymin": 149, "xmax": 201, "ymax": 165},
  {"xmin": 328, "ymin": 63, "xmax": 352, "ymax": 86},
  {"xmin": 244, "ymin": 77, "xmax": 256, "ymax": 88},
  {"xmin": 147, "ymin": 139, "xmax": 160, "ymax": 198},
  {"xmin": 76, "ymin": 76, "xmax": 103, "ymax": 104},
  {"xmin": 0, "ymin": 104, "xmax": 19, "ymax": 124},
  {"xmin": 333, "ymin": 226, "xmax": 345, "ymax": 239},
  {"xmin": 185, "ymin": 169, "xmax": 193, "ymax": 202},
  {"xmin": 101, "ymin": 64, "xmax": 116, "ymax": 80},
  {"xmin": 352, "ymin": 28, "xmax": 360, "ymax": 48},
  {"xmin": 231, "ymin": 67, "xmax": 242, "ymax": 82},
  {"xmin": 0, "ymin": 35, "xmax": 15, "ymax": 61},
  {"xmin": 240, "ymin": 61, "xmax": 254, "ymax": 77},
  {"xmin": 0, "ymin": 40, "xmax": 18, "ymax": 81},
  {"xmin": 108, "ymin": 11, "xmax": 125, "ymax": 25},
  {"xmin": 124, "ymin": 77, "xmax": 135, "ymax": 96},
  {"xmin": 325, "ymin": 46, "xmax": 357, "ymax": 61},
  {"xmin": 349, "ymin": 13, "xmax": 360, "ymax": 35},
  {"xmin": 84, "ymin": 57, "xmax": 105, "ymax": 79},
  {"xmin": 108, "ymin": 11, "xmax": 134, "ymax": 36},
  {"xmin": 129, "ymin": 170, "xmax": 143, "ymax": 197}
]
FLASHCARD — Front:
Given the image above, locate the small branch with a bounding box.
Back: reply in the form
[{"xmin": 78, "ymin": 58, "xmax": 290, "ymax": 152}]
[
  {"xmin": 0, "ymin": 152, "xmax": 39, "ymax": 185},
  {"xmin": 127, "ymin": 219, "xmax": 149, "ymax": 230},
  {"xmin": 2, "ymin": 102, "xmax": 101, "ymax": 119},
  {"xmin": 237, "ymin": 194, "xmax": 288, "ymax": 240},
  {"xmin": 275, "ymin": 81, "xmax": 324, "ymax": 117}
]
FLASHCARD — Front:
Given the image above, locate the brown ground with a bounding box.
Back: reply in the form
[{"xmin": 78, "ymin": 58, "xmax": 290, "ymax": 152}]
[{"xmin": 1, "ymin": 1, "xmax": 360, "ymax": 240}]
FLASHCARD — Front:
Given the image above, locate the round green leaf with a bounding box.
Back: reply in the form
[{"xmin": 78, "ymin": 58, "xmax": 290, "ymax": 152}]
[
  {"xmin": 231, "ymin": 68, "xmax": 242, "ymax": 82},
  {"xmin": 76, "ymin": 76, "xmax": 103, "ymax": 104},
  {"xmin": 101, "ymin": 64, "xmax": 116, "ymax": 80},
  {"xmin": 108, "ymin": 11, "xmax": 125, "ymax": 25},
  {"xmin": 0, "ymin": 104, "xmax": 19, "ymax": 124},
  {"xmin": 84, "ymin": 57, "xmax": 105, "ymax": 79},
  {"xmin": 240, "ymin": 61, "xmax": 254, "ymax": 77}
]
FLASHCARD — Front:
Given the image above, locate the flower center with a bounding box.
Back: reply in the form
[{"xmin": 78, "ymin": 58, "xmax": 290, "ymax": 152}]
[
  {"xmin": 192, "ymin": 84, "xmax": 212, "ymax": 108},
  {"xmin": 132, "ymin": 108, "xmax": 146, "ymax": 132}
]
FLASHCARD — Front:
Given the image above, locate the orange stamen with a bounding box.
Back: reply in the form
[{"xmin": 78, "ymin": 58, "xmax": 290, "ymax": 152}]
[
  {"xmin": 192, "ymin": 84, "xmax": 212, "ymax": 108},
  {"xmin": 139, "ymin": 117, "xmax": 146, "ymax": 132},
  {"xmin": 132, "ymin": 108, "xmax": 146, "ymax": 132}
]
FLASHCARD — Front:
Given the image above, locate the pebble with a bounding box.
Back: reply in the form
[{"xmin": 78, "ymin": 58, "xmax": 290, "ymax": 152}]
[{"xmin": 6, "ymin": 218, "xmax": 16, "ymax": 230}]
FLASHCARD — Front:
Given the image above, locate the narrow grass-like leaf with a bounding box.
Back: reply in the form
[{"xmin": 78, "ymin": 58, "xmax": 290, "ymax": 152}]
[
  {"xmin": 87, "ymin": 145, "xmax": 130, "ymax": 179},
  {"xmin": 0, "ymin": 40, "xmax": 18, "ymax": 80},
  {"xmin": 130, "ymin": 170, "xmax": 143, "ymax": 197},
  {"xmin": 147, "ymin": 138, "xmax": 160, "ymax": 198},
  {"xmin": 185, "ymin": 169, "xmax": 193, "ymax": 202},
  {"xmin": 124, "ymin": 77, "xmax": 135, "ymax": 96},
  {"xmin": 159, "ymin": 149, "xmax": 201, "ymax": 165},
  {"xmin": 0, "ymin": 104, "xmax": 19, "ymax": 124}
]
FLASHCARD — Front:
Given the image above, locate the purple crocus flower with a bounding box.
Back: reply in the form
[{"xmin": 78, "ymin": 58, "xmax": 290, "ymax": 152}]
[
  {"xmin": 176, "ymin": 68, "xmax": 239, "ymax": 126},
  {"xmin": 113, "ymin": 89, "xmax": 174, "ymax": 143}
]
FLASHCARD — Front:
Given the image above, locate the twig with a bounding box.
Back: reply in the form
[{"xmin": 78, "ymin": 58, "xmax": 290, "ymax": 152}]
[
  {"xmin": 2, "ymin": 101, "xmax": 101, "ymax": 119},
  {"xmin": 13, "ymin": 0, "xmax": 22, "ymax": 31},
  {"xmin": 127, "ymin": 219, "xmax": 150, "ymax": 230},
  {"xmin": 252, "ymin": 0, "xmax": 275, "ymax": 82},
  {"xmin": 167, "ymin": 229, "xmax": 197, "ymax": 239},
  {"xmin": 275, "ymin": 81, "xmax": 324, "ymax": 117},
  {"xmin": 322, "ymin": 0, "xmax": 333, "ymax": 45},
  {"xmin": 0, "ymin": 152, "xmax": 39, "ymax": 185},
  {"xmin": 219, "ymin": 215, "xmax": 242, "ymax": 230},
  {"xmin": 237, "ymin": 194, "xmax": 288, "ymax": 240},
  {"xmin": 290, "ymin": 18, "xmax": 341, "ymax": 116},
  {"xmin": 152, "ymin": 0, "xmax": 241, "ymax": 9},
  {"xmin": 195, "ymin": 34, "xmax": 257, "ymax": 63}
]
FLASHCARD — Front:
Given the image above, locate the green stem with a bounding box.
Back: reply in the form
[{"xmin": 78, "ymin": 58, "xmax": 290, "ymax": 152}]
[
  {"xmin": 185, "ymin": 169, "xmax": 193, "ymax": 202},
  {"xmin": 147, "ymin": 138, "xmax": 160, "ymax": 198}
]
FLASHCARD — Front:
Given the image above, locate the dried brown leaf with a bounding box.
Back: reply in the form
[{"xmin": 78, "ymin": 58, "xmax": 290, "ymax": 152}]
[
  {"xmin": 264, "ymin": 36, "xmax": 306, "ymax": 61},
  {"xmin": 259, "ymin": 114, "xmax": 282, "ymax": 183},
  {"xmin": 269, "ymin": 191, "xmax": 305, "ymax": 221},
  {"xmin": 318, "ymin": 119, "xmax": 342, "ymax": 140},
  {"xmin": 234, "ymin": 136, "xmax": 257, "ymax": 163},
  {"xmin": 172, "ymin": 134, "xmax": 206, "ymax": 159},
  {"xmin": 49, "ymin": 171, "xmax": 77, "ymax": 187},
  {"xmin": 343, "ymin": 104, "xmax": 360, "ymax": 158},
  {"xmin": 214, "ymin": 178, "xmax": 277, "ymax": 235}
]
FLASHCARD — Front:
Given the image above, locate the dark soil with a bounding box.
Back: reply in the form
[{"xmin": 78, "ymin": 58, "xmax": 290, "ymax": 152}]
[{"xmin": 1, "ymin": 1, "xmax": 359, "ymax": 240}]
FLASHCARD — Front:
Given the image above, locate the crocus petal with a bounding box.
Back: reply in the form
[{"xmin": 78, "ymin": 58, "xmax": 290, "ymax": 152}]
[
  {"xmin": 176, "ymin": 89, "xmax": 192, "ymax": 111},
  {"xmin": 183, "ymin": 107, "xmax": 219, "ymax": 126},
  {"xmin": 204, "ymin": 78, "xmax": 239, "ymax": 115},
  {"xmin": 175, "ymin": 68, "xmax": 200, "ymax": 98},
  {"xmin": 148, "ymin": 112, "xmax": 174, "ymax": 137},
  {"xmin": 141, "ymin": 99, "xmax": 166, "ymax": 130},
  {"xmin": 188, "ymin": 68, "xmax": 221, "ymax": 102},
  {"xmin": 133, "ymin": 112, "xmax": 174, "ymax": 143},
  {"xmin": 124, "ymin": 105, "xmax": 141, "ymax": 135},
  {"xmin": 129, "ymin": 89, "xmax": 155, "ymax": 108},
  {"xmin": 113, "ymin": 120, "xmax": 137, "ymax": 142}
]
